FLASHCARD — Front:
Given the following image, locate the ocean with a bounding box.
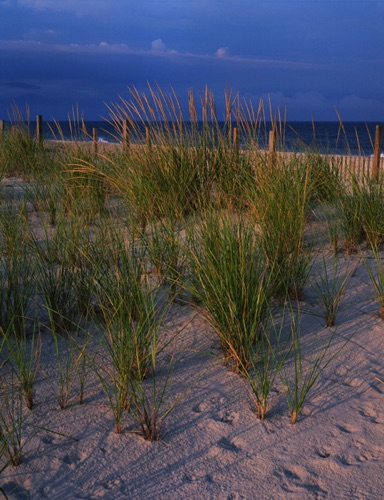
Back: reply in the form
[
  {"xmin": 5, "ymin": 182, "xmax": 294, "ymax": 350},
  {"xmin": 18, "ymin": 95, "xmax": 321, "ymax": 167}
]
[{"xmin": 4, "ymin": 120, "xmax": 384, "ymax": 157}]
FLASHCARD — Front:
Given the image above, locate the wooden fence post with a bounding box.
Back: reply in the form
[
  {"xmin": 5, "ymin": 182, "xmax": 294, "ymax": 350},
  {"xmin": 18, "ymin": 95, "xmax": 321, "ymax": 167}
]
[
  {"xmin": 269, "ymin": 126, "xmax": 277, "ymax": 166},
  {"xmin": 92, "ymin": 127, "xmax": 98, "ymax": 156},
  {"xmin": 233, "ymin": 127, "xmax": 239, "ymax": 155},
  {"xmin": 122, "ymin": 120, "xmax": 130, "ymax": 149},
  {"xmin": 372, "ymin": 125, "xmax": 382, "ymax": 181},
  {"xmin": 145, "ymin": 126, "xmax": 151, "ymax": 148},
  {"xmin": 36, "ymin": 114, "xmax": 43, "ymax": 142}
]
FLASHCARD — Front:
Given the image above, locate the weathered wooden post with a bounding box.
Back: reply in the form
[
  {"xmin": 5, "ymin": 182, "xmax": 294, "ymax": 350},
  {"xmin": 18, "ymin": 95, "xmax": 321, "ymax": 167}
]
[
  {"xmin": 145, "ymin": 126, "xmax": 151, "ymax": 148},
  {"xmin": 0, "ymin": 120, "xmax": 4, "ymax": 135},
  {"xmin": 122, "ymin": 119, "xmax": 130, "ymax": 149},
  {"xmin": 92, "ymin": 127, "xmax": 98, "ymax": 156},
  {"xmin": 36, "ymin": 114, "xmax": 43, "ymax": 142},
  {"xmin": 233, "ymin": 127, "xmax": 239, "ymax": 156},
  {"xmin": 268, "ymin": 126, "xmax": 277, "ymax": 167},
  {"xmin": 372, "ymin": 125, "xmax": 382, "ymax": 181}
]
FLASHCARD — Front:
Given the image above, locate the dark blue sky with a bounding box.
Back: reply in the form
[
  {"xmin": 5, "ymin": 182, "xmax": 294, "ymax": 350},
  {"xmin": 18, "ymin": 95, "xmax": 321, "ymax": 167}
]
[{"xmin": 1, "ymin": 0, "xmax": 384, "ymax": 121}]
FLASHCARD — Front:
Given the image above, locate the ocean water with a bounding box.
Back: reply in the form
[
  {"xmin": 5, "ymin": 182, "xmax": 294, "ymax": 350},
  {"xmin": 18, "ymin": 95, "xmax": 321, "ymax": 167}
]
[{"xmin": 5, "ymin": 120, "xmax": 384, "ymax": 157}]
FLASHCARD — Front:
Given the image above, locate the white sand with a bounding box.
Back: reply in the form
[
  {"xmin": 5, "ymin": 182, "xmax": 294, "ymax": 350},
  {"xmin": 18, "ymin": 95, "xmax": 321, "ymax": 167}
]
[{"xmin": 1, "ymin": 252, "xmax": 383, "ymax": 500}]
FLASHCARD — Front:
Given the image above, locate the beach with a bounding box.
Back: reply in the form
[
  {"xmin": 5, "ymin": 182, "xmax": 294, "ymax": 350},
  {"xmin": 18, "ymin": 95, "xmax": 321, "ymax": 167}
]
[{"xmin": 0, "ymin": 117, "xmax": 384, "ymax": 498}]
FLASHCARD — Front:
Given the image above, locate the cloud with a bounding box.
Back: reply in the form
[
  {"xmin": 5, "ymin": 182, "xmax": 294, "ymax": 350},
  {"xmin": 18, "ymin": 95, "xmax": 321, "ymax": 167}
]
[
  {"xmin": 0, "ymin": 39, "xmax": 134, "ymax": 55},
  {"xmin": 215, "ymin": 47, "xmax": 228, "ymax": 59},
  {"xmin": 0, "ymin": 36, "xmax": 322, "ymax": 72},
  {"xmin": 151, "ymin": 39, "xmax": 167, "ymax": 53}
]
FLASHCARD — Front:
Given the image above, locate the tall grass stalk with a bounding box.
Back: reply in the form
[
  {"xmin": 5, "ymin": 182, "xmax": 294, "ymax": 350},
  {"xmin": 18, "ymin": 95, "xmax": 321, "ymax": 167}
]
[
  {"xmin": 313, "ymin": 253, "xmax": 352, "ymax": 327},
  {"xmin": 93, "ymin": 351, "xmax": 129, "ymax": 434},
  {"xmin": 128, "ymin": 317, "xmax": 196, "ymax": 441},
  {"xmin": 0, "ymin": 370, "xmax": 25, "ymax": 466},
  {"xmin": 3, "ymin": 324, "xmax": 41, "ymax": 409},
  {"xmin": 320, "ymin": 204, "xmax": 342, "ymax": 255},
  {"xmin": 128, "ymin": 341, "xmax": 175, "ymax": 441},
  {"xmin": 280, "ymin": 310, "xmax": 348, "ymax": 424},
  {"xmin": 354, "ymin": 174, "xmax": 384, "ymax": 250},
  {"xmin": 75, "ymin": 336, "xmax": 95, "ymax": 406},
  {"xmin": 243, "ymin": 311, "xmax": 291, "ymax": 420},
  {"xmin": 361, "ymin": 247, "xmax": 384, "ymax": 318},
  {"xmin": 0, "ymin": 450, "xmax": 10, "ymax": 499},
  {"xmin": 51, "ymin": 329, "xmax": 82, "ymax": 410},
  {"xmin": 336, "ymin": 178, "xmax": 365, "ymax": 254}
]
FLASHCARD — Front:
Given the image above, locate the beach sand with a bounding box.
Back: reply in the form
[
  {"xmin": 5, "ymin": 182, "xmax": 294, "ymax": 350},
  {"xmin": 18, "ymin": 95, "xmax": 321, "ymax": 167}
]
[
  {"xmin": 1, "ymin": 252, "xmax": 383, "ymax": 499},
  {"xmin": 0, "ymin": 177, "xmax": 383, "ymax": 499}
]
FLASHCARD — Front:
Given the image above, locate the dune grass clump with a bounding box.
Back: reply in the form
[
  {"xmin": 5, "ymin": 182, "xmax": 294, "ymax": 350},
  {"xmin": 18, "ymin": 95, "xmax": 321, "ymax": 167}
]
[
  {"xmin": 243, "ymin": 311, "xmax": 291, "ymax": 420},
  {"xmin": 0, "ymin": 202, "xmax": 35, "ymax": 338},
  {"xmin": 128, "ymin": 340, "xmax": 178, "ymax": 441},
  {"xmin": 249, "ymin": 157, "xmax": 314, "ymax": 300},
  {"xmin": 0, "ymin": 123, "xmax": 47, "ymax": 179},
  {"xmin": 362, "ymin": 247, "xmax": 384, "ymax": 318},
  {"xmin": 305, "ymin": 153, "xmax": 342, "ymax": 205},
  {"xmin": 0, "ymin": 370, "xmax": 25, "ymax": 467},
  {"xmin": 280, "ymin": 310, "xmax": 349, "ymax": 424},
  {"xmin": 90, "ymin": 223, "xmax": 167, "ymax": 434},
  {"xmin": 143, "ymin": 217, "xmax": 187, "ymax": 303},
  {"xmin": 186, "ymin": 210, "xmax": 273, "ymax": 372},
  {"xmin": 3, "ymin": 326, "xmax": 41, "ymax": 410},
  {"xmin": 32, "ymin": 218, "xmax": 76, "ymax": 333},
  {"xmin": 354, "ymin": 174, "xmax": 384, "ymax": 250},
  {"xmin": 101, "ymin": 85, "xmax": 255, "ymax": 224},
  {"xmin": 313, "ymin": 253, "xmax": 352, "ymax": 327},
  {"xmin": 336, "ymin": 178, "xmax": 365, "ymax": 254}
]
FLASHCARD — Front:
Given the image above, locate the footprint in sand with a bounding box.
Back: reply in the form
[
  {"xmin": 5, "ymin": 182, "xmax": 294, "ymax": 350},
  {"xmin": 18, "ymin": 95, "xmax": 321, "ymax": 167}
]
[
  {"xmin": 63, "ymin": 448, "xmax": 87, "ymax": 467},
  {"xmin": 358, "ymin": 407, "xmax": 383, "ymax": 424},
  {"xmin": 219, "ymin": 410, "xmax": 240, "ymax": 424},
  {"xmin": 192, "ymin": 402, "xmax": 209, "ymax": 413},
  {"xmin": 338, "ymin": 445, "xmax": 382, "ymax": 466},
  {"xmin": 217, "ymin": 436, "xmax": 240, "ymax": 452},
  {"xmin": 274, "ymin": 467, "xmax": 328, "ymax": 497},
  {"xmin": 63, "ymin": 452, "xmax": 80, "ymax": 466},
  {"xmin": 315, "ymin": 447, "xmax": 331, "ymax": 459},
  {"xmin": 40, "ymin": 434, "xmax": 54, "ymax": 445},
  {"xmin": 335, "ymin": 423, "xmax": 359, "ymax": 434},
  {"xmin": 282, "ymin": 467, "xmax": 301, "ymax": 480}
]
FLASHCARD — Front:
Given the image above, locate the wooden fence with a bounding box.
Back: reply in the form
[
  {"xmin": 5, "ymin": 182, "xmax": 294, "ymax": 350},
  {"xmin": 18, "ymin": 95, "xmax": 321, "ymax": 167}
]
[
  {"xmin": 1, "ymin": 116, "xmax": 383, "ymax": 181},
  {"xmin": 268, "ymin": 124, "xmax": 384, "ymax": 181}
]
